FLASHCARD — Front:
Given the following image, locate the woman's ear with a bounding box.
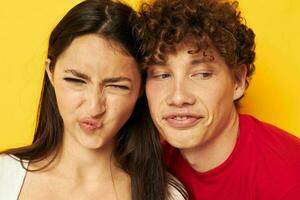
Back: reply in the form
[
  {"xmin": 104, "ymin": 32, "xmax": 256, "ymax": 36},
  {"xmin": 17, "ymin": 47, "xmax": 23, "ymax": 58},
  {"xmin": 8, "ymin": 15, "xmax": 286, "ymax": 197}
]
[
  {"xmin": 45, "ymin": 58, "xmax": 54, "ymax": 85},
  {"xmin": 233, "ymin": 65, "xmax": 247, "ymax": 101}
]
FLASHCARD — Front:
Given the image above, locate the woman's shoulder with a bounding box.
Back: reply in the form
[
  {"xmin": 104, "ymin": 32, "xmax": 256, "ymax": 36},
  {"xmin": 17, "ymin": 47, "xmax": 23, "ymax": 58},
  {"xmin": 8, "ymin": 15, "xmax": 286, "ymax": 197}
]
[
  {"xmin": 0, "ymin": 153, "xmax": 26, "ymax": 171},
  {"xmin": 0, "ymin": 154, "xmax": 27, "ymax": 200},
  {"xmin": 167, "ymin": 173, "xmax": 189, "ymax": 200}
]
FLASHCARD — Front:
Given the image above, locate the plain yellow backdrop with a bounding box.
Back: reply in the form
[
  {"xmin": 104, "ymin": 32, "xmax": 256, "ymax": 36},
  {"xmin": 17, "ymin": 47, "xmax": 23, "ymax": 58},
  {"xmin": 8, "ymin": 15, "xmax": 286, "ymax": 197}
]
[{"xmin": 0, "ymin": 0, "xmax": 299, "ymax": 151}]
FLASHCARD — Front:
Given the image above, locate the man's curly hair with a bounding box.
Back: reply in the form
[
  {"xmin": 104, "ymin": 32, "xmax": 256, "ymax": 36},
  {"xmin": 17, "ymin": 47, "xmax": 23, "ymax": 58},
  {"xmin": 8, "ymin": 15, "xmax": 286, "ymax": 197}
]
[{"xmin": 133, "ymin": 0, "xmax": 256, "ymax": 89}]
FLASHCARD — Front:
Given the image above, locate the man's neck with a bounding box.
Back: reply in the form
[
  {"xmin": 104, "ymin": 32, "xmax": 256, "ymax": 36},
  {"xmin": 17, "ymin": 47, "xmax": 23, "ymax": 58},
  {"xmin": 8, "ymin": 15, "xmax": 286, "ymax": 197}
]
[{"xmin": 180, "ymin": 111, "xmax": 240, "ymax": 173}]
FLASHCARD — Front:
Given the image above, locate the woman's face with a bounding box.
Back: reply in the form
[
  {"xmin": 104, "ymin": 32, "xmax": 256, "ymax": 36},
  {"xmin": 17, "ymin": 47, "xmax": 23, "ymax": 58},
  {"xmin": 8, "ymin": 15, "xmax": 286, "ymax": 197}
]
[{"xmin": 47, "ymin": 34, "xmax": 141, "ymax": 150}]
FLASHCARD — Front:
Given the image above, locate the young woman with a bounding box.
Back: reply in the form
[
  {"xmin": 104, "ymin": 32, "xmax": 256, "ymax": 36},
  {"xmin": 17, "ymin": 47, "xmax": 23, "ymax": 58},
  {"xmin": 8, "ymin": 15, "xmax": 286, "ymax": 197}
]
[{"xmin": 0, "ymin": 0, "xmax": 187, "ymax": 199}]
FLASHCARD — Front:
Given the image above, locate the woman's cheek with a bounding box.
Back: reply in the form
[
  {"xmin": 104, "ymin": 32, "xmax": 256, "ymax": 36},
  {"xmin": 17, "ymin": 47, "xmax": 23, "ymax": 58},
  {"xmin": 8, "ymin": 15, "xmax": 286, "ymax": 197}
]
[
  {"xmin": 56, "ymin": 87, "xmax": 84, "ymax": 115},
  {"xmin": 107, "ymin": 94, "xmax": 138, "ymax": 120}
]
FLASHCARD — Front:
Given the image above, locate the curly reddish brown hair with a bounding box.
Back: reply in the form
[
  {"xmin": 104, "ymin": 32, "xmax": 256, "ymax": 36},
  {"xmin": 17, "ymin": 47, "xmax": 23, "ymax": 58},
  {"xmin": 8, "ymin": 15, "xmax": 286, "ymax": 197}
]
[{"xmin": 133, "ymin": 0, "xmax": 256, "ymax": 89}]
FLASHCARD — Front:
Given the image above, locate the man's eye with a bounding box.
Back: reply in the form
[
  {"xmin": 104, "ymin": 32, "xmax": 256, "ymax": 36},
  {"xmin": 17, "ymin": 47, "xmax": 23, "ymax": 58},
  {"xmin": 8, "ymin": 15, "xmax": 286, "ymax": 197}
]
[
  {"xmin": 107, "ymin": 85, "xmax": 129, "ymax": 90},
  {"xmin": 151, "ymin": 73, "xmax": 170, "ymax": 79},
  {"xmin": 64, "ymin": 77, "xmax": 86, "ymax": 84},
  {"xmin": 192, "ymin": 72, "xmax": 212, "ymax": 80}
]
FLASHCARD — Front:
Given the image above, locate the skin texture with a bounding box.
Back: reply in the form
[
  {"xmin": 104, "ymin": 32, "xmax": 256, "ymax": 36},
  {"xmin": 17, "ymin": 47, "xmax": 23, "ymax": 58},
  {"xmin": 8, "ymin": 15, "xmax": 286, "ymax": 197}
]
[
  {"xmin": 49, "ymin": 34, "xmax": 141, "ymax": 151},
  {"xmin": 18, "ymin": 34, "xmax": 140, "ymax": 200},
  {"xmin": 146, "ymin": 42, "xmax": 246, "ymax": 172}
]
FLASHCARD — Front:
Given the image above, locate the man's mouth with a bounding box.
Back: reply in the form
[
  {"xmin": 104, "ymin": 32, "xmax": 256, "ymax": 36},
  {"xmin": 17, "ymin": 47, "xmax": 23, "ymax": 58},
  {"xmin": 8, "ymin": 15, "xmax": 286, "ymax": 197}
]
[{"xmin": 162, "ymin": 112, "xmax": 202, "ymax": 129}]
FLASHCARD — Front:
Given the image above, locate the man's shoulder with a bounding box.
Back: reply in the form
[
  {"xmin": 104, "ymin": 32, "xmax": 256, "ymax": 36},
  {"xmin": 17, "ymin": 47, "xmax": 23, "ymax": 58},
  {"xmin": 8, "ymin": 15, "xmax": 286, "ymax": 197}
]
[
  {"xmin": 239, "ymin": 114, "xmax": 300, "ymax": 147},
  {"xmin": 239, "ymin": 114, "xmax": 300, "ymax": 199},
  {"xmin": 240, "ymin": 114, "xmax": 300, "ymax": 163}
]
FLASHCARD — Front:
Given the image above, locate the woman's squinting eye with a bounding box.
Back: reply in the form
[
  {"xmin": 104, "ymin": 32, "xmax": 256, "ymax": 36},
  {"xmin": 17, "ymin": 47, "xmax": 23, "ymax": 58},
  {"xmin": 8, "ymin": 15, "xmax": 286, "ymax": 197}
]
[
  {"xmin": 64, "ymin": 77, "xmax": 86, "ymax": 84},
  {"xmin": 107, "ymin": 84, "xmax": 130, "ymax": 90}
]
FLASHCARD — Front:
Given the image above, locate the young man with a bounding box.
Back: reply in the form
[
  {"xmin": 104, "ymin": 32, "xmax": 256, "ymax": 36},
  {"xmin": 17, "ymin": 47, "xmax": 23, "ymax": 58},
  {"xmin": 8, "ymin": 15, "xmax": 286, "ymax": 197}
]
[{"xmin": 134, "ymin": 0, "xmax": 300, "ymax": 199}]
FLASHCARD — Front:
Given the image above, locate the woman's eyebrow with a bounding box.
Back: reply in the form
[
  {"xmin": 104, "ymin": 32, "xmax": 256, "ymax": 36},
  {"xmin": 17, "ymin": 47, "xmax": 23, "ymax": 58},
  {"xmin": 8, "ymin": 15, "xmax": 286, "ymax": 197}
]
[
  {"xmin": 64, "ymin": 69, "xmax": 91, "ymax": 81},
  {"xmin": 102, "ymin": 77, "xmax": 132, "ymax": 84}
]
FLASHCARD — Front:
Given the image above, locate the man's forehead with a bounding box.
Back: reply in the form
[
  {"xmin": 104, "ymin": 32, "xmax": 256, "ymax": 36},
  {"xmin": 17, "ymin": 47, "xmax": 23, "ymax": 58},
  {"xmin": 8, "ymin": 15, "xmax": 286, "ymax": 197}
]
[{"xmin": 150, "ymin": 43, "xmax": 216, "ymax": 67}]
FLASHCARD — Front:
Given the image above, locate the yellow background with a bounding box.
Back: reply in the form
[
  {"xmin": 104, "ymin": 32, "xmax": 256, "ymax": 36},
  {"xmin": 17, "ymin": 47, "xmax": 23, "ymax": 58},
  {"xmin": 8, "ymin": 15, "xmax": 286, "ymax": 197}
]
[{"xmin": 0, "ymin": 0, "xmax": 299, "ymax": 151}]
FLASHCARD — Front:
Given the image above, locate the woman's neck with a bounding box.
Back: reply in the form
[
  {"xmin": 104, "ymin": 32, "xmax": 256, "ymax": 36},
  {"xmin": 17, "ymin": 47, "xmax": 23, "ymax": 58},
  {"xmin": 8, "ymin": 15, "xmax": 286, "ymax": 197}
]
[
  {"xmin": 54, "ymin": 135, "xmax": 118, "ymax": 184},
  {"xmin": 30, "ymin": 135, "xmax": 120, "ymax": 185},
  {"xmin": 24, "ymin": 135, "xmax": 131, "ymax": 200}
]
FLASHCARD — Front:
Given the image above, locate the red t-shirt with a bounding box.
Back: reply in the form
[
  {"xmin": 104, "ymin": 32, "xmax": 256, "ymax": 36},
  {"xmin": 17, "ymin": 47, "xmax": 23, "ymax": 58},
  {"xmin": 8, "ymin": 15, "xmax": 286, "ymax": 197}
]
[{"xmin": 163, "ymin": 114, "xmax": 300, "ymax": 200}]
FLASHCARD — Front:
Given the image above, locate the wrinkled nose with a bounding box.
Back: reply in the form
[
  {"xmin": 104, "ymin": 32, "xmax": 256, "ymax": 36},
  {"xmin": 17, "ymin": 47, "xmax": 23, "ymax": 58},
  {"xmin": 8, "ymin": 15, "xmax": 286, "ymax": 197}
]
[
  {"xmin": 166, "ymin": 80, "xmax": 196, "ymax": 107},
  {"xmin": 86, "ymin": 89, "xmax": 106, "ymax": 118}
]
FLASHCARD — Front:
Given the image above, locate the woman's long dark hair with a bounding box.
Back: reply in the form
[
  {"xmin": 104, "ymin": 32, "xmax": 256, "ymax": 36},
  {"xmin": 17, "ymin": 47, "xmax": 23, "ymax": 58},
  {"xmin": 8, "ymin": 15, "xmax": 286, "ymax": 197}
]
[{"xmin": 2, "ymin": 0, "xmax": 168, "ymax": 199}]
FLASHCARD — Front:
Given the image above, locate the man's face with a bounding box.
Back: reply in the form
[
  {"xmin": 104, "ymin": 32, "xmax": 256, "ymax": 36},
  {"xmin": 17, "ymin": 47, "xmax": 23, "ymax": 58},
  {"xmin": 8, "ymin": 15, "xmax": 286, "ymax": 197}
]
[{"xmin": 145, "ymin": 43, "xmax": 245, "ymax": 150}]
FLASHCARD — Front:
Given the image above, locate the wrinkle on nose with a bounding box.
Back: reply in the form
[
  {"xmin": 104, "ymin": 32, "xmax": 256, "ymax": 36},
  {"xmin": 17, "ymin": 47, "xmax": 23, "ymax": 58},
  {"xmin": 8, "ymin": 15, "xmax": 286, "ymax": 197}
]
[
  {"xmin": 166, "ymin": 81, "xmax": 196, "ymax": 107},
  {"xmin": 86, "ymin": 89, "xmax": 106, "ymax": 118}
]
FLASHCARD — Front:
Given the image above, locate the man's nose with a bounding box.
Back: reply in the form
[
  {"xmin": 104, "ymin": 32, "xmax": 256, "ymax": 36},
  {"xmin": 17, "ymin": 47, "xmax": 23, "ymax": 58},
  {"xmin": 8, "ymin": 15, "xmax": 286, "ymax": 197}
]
[{"xmin": 166, "ymin": 79, "xmax": 196, "ymax": 107}]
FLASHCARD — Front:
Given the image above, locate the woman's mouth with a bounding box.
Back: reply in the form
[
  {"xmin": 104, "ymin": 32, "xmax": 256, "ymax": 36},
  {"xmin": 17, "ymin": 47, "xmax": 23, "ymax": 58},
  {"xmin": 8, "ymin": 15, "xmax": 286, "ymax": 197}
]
[{"xmin": 79, "ymin": 119, "xmax": 102, "ymax": 133}]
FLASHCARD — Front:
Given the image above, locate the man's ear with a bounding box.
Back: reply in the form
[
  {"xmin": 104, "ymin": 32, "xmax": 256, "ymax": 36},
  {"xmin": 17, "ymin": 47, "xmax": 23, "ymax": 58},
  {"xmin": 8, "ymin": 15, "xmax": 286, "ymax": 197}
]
[
  {"xmin": 45, "ymin": 58, "xmax": 54, "ymax": 85},
  {"xmin": 233, "ymin": 65, "xmax": 247, "ymax": 101}
]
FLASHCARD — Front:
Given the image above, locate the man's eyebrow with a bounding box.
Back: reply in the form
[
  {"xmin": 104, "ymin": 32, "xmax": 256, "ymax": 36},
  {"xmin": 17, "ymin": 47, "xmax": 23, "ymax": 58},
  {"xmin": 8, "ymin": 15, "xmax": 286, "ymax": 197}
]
[
  {"xmin": 190, "ymin": 58, "xmax": 205, "ymax": 65},
  {"xmin": 102, "ymin": 76, "xmax": 132, "ymax": 84},
  {"xmin": 64, "ymin": 69, "xmax": 91, "ymax": 81},
  {"xmin": 189, "ymin": 55, "xmax": 214, "ymax": 65},
  {"xmin": 148, "ymin": 62, "xmax": 167, "ymax": 69}
]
